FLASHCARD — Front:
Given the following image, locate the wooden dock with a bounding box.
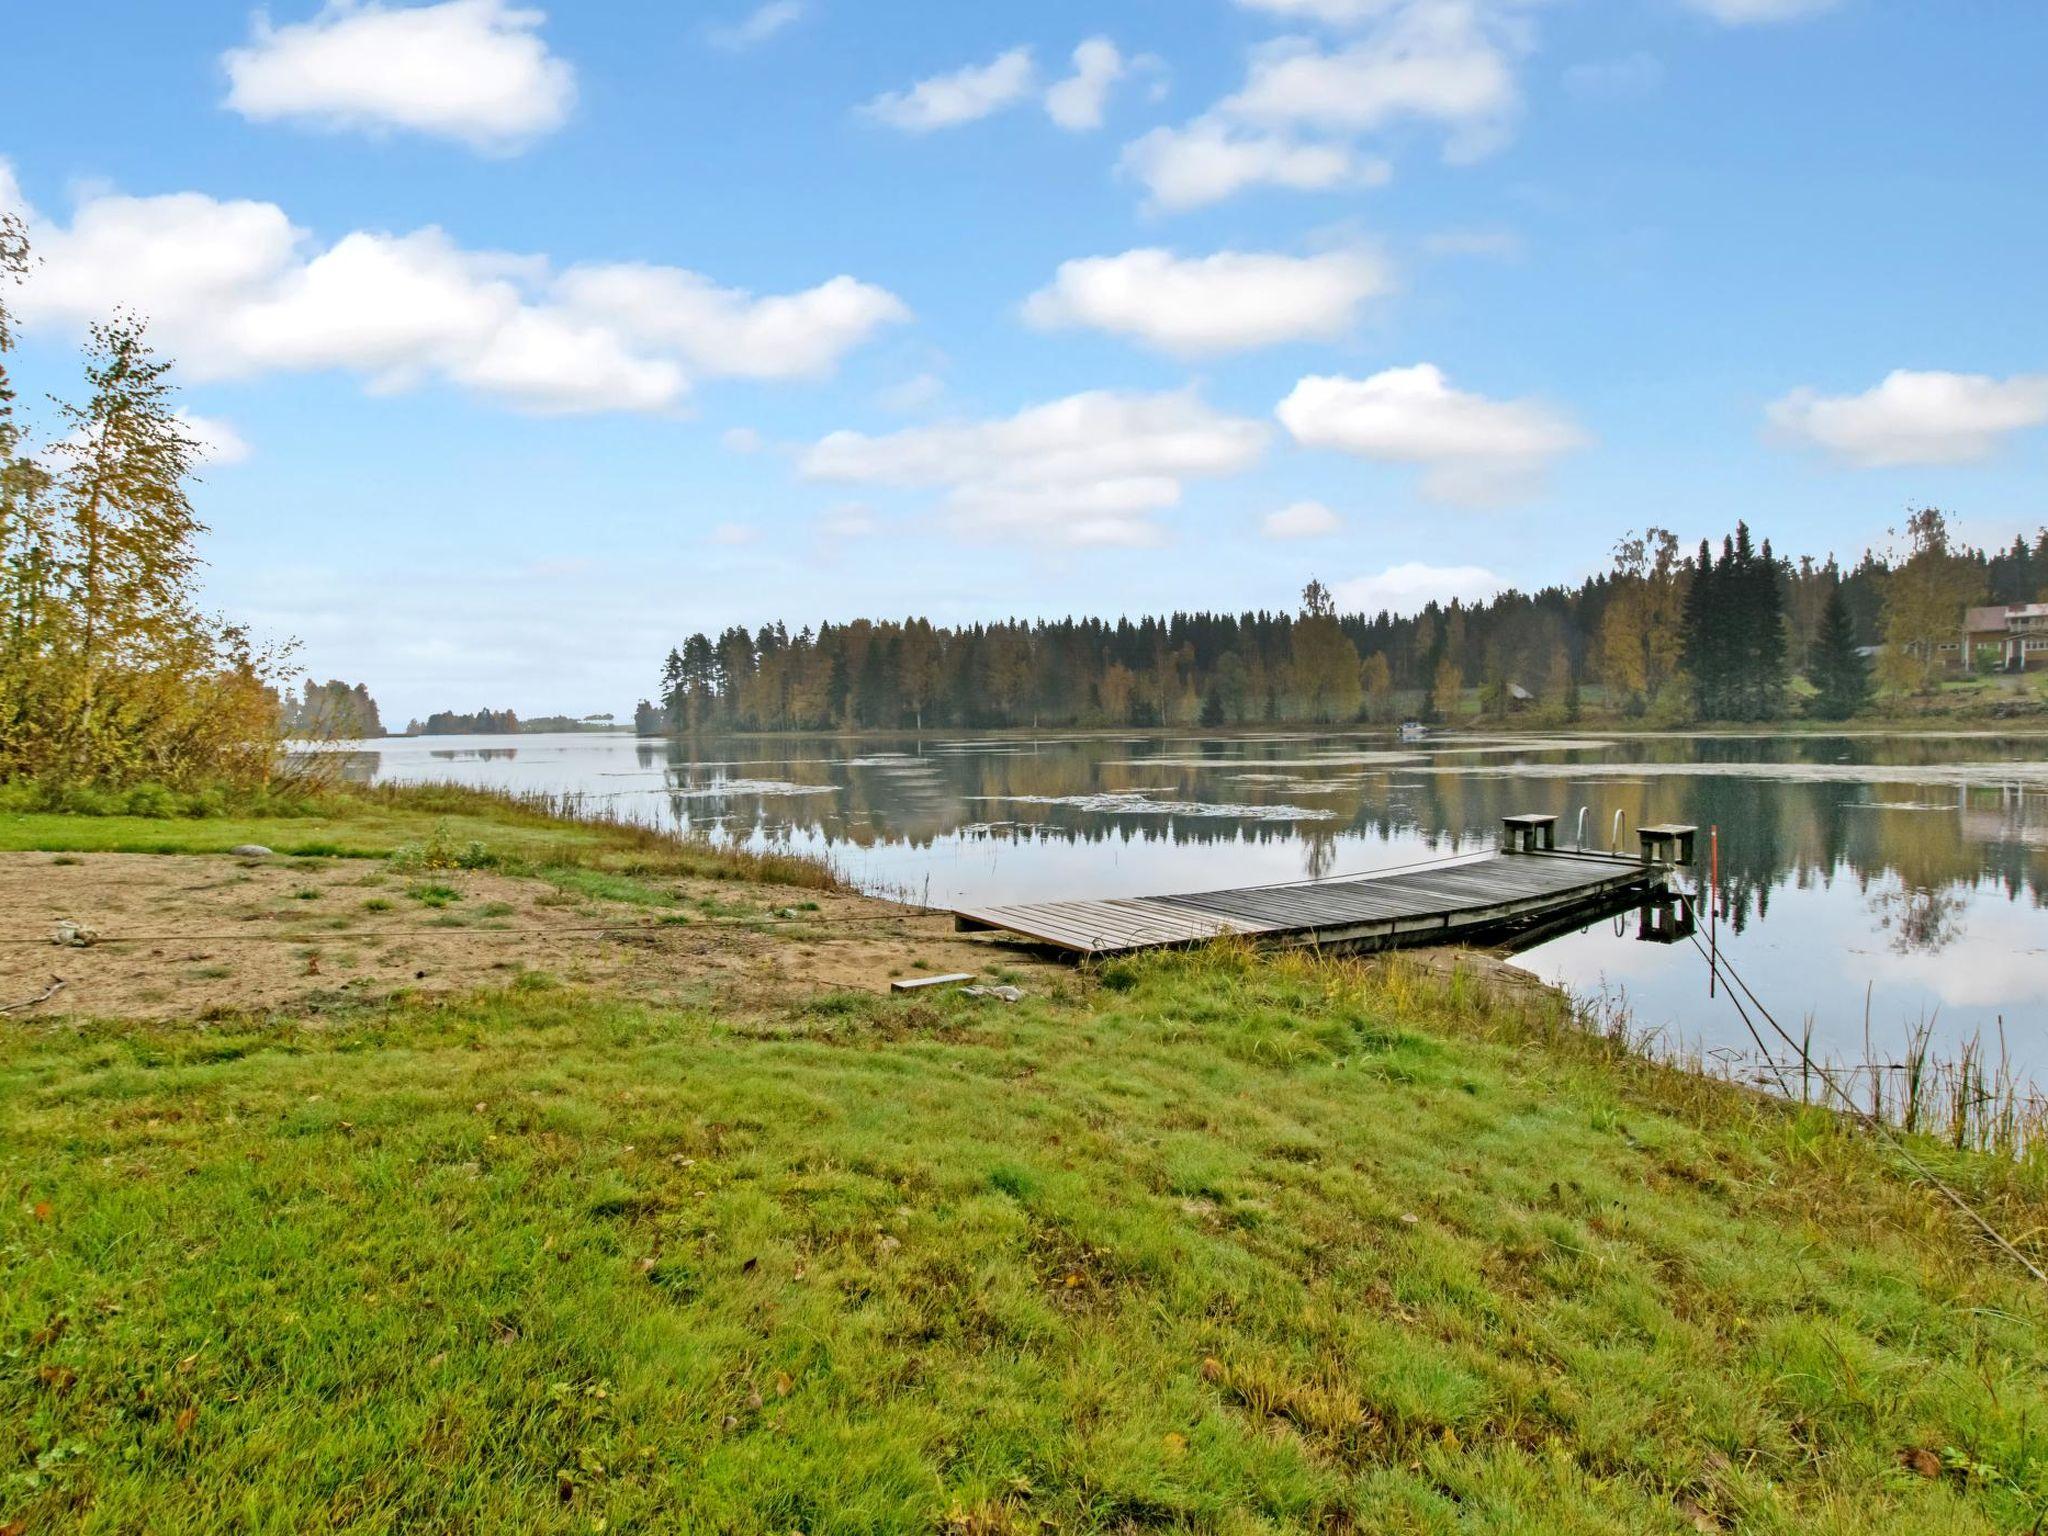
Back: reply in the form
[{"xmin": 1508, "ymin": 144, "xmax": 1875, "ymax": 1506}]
[{"xmin": 952, "ymin": 848, "xmax": 1664, "ymax": 958}]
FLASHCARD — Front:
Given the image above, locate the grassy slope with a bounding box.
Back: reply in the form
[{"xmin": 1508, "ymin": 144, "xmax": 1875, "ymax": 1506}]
[{"xmin": 4, "ymin": 944, "xmax": 2045, "ymax": 1534}]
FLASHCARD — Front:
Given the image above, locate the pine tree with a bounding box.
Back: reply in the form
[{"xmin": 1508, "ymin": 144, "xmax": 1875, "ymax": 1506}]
[{"xmin": 1808, "ymin": 580, "xmax": 1870, "ymax": 719}]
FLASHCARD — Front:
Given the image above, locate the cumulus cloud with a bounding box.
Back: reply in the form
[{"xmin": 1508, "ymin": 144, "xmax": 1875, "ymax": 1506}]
[
  {"xmin": 1333, "ymin": 561, "xmax": 1505, "ymax": 614},
  {"xmin": 1422, "ymin": 227, "xmax": 1522, "ymax": 259},
  {"xmin": 1563, "ymin": 51, "xmax": 1664, "ymax": 101},
  {"xmin": 222, "ymin": 0, "xmax": 575, "ymax": 151},
  {"xmin": 800, "ymin": 389, "xmax": 1268, "ymax": 547},
  {"xmin": 552, "ymin": 265, "xmax": 909, "ymax": 380},
  {"xmin": 1234, "ymin": 0, "xmax": 1405, "ymax": 21},
  {"xmin": 1045, "ymin": 37, "xmax": 1127, "ymax": 130},
  {"xmin": 1262, "ymin": 500, "xmax": 1341, "ymax": 539},
  {"xmin": 1120, "ymin": 119, "xmax": 1387, "ymax": 211},
  {"xmin": 1023, "ymin": 247, "xmax": 1390, "ymax": 356},
  {"xmin": 708, "ymin": 1, "xmax": 806, "ymax": 51},
  {"xmin": 176, "ymin": 411, "xmax": 252, "ymax": 466},
  {"xmin": 877, "ymin": 372, "xmax": 947, "ymax": 413},
  {"xmin": 1683, "ymin": 0, "xmax": 1841, "ymax": 23},
  {"xmin": 1276, "ymin": 365, "xmax": 1586, "ymax": 506},
  {"xmin": 1223, "ymin": 4, "xmax": 1523, "ymax": 162},
  {"xmin": 818, "ymin": 503, "xmax": 878, "ymax": 538},
  {"xmin": 1125, "ymin": 0, "xmax": 1534, "ymax": 211},
  {"xmin": 8, "ymin": 174, "xmax": 905, "ymax": 415},
  {"xmin": 1766, "ymin": 370, "xmax": 2048, "ymax": 468},
  {"xmin": 863, "ymin": 48, "xmax": 1036, "ymax": 131}
]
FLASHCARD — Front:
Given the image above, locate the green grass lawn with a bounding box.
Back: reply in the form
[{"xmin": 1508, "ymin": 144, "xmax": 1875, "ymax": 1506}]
[
  {"xmin": 0, "ymin": 781, "xmax": 837, "ymax": 890},
  {"xmin": 4, "ymin": 949, "xmax": 2043, "ymax": 1534}
]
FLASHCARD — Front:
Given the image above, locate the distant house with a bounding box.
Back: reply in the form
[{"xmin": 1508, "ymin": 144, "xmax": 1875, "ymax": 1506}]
[{"xmin": 1963, "ymin": 604, "xmax": 2048, "ymax": 672}]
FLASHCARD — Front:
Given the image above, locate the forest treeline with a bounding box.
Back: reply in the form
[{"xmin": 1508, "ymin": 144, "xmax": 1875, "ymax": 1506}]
[
  {"xmin": 640, "ymin": 511, "xmax": 2046, "ymax": 735},
  {"xmin": 279, "ymin": 679, "xmax": 383, "ymax": 740}
]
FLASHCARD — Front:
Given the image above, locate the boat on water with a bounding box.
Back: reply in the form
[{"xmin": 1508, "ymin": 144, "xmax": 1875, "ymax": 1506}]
[{"xmin": 1399, "ymin": 720, "xmax": 1428, "ymax": 741}]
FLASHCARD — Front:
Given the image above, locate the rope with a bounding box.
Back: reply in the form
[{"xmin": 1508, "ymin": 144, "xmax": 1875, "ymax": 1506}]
[{"xmin": 1678, "ymin": 891, "xmax": 2046, "ymax": 1286}]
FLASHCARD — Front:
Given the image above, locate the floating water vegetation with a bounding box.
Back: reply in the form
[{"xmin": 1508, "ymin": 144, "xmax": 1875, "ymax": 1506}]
[
  {"xmin": 970, "ymin": 791, "xmax": 1340, "ymax": 822},
  {"xmin": 661, "ymin": 779, "xmax": 841, "ymax": 799},
  {"xmin": 1431, "ymin": 759, "xmax": 2048, "ymax": 786}
]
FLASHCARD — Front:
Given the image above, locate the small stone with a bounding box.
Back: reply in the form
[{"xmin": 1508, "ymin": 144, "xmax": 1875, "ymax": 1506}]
[
  {"xmin": 228, "ymin": 844, "xmax": 274, "ymax": 858},
  {"xmin": 53, "ymin": 920, "xmax": 101, "ymax": 948}
]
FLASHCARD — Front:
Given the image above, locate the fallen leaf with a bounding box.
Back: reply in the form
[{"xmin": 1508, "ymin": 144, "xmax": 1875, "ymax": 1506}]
[
  {"xmin": 774, "ymin": 1371, "xmax": 794, "ymax": 1398},
  {"xmin": 1163, "ymin": 1432, "xmax": 1187, "ymax": 1457},
  {"xmin": 1064, "ymin": 1272, "xmax": 1082, "ymax": 1288},
  {"xmin": 32, "ymin": 1201, "xmax": 51, "ymax": 1222},
  {"xmin": 30, "ymin": 1316, "xmax": 68, "ymax": 1348},
  {"xmin": 638, "ymin": 1257, "xmax": 657, "ymax": 1273},
  {"xmin": 37, "ymin": 1365, "xmax": 76, "ymax": 1391},
  {"xmin": 1200, "ymin": 1357, "xmax": 1224, "ymax": 1383},
  {"xmin": 174, "ymin": 1404, "xmax": 198, "ymax": 1439}
]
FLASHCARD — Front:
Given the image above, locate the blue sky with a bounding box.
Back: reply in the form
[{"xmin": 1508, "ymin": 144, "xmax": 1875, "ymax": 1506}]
[{"xmin": 4, "ymin": 0, "xmax": 2045, "ymax": 721}]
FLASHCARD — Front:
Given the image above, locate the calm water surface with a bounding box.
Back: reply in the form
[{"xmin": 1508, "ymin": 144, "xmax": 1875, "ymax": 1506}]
[{"xmin": 335, "ymin": 728, "xmax": 2048, "ymax": 1081}]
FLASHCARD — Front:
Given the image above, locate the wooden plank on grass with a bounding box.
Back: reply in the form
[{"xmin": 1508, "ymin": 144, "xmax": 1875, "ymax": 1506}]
[{"xmin": 891, "ymin": 973, "xmax": 975, "ymax": 992}]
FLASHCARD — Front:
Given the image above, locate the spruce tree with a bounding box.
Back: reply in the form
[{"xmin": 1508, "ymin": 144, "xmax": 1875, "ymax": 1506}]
[
  {"xmin": 1808, "ymin": 580, "xmax": 1871, "ymax": 719},
  {"xmin": 1680, "ymin": 538, "xmax": 1721, "ymax": 718}
]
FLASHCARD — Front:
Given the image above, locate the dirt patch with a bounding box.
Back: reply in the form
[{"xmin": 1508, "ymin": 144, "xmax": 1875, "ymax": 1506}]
[{"xmin": 0, "ymin": 852, "xmax": 1062, "ymax": 1022}]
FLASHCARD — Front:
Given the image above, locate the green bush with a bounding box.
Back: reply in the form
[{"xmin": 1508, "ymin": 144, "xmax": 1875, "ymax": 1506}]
[{"xmin": 388, "ymin": 820, "xmax": 498, "ymax": 873}]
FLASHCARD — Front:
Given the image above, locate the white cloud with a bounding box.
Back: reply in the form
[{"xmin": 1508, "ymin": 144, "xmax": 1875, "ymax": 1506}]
[
  {"xmin": 1120, "ymin": 118, "xmax": 1387, "ymax": 212},
  {"xmin": 1128, "ymin": 0, "xmax": 1532, "ymax": 210},
  {"xmin": 863, "ymin": 48, "xmax": 1036, "ymax": 132},
  {"xmin": 1277, "ymin": 365, "xmax": 1586, "ymax": 506},
  {"xmin": 1223, "ymin": 6, "xmax": 1522, "ymax": 162},
  {"xmin": 1333, "ymin": 561, "xmax": 1505, "ymax": 614},
  {"xmin": 1045, "ymin": 37, "xmax": 1126, "ymax": 131},
  {"xmin": 551, "ymin": 265, "xmax": 909, "ymax": 380},
  {"xmin": 1234, "ymin": 0, "xmax": 1404, "ymax": 21},
  {"xmin": 801, "ymin": 389, "xmax": 1268, "ymax": 547},
  {"xmin": 708, "ymin": 1, "xmax": 806, "ymax": 51},
  {"xmin": 10, "ymin": 175, "xmax": 905, "ymax": 415},
  {"xmin": 1683, "ymin": 0, "xmax": 1841, "ymax": 23},
  {"xmin": 722, "ymin": 426, "xmax": 765, "ymax": 454},
  {"xmin": 1263, "ymin": 500, "xmax": 1341, "ymax": 538},
  {"xmin": 176, "ymin": 411, "xmax": 252, "ymax": 466},
  {"xmin": 1766, "ymin": 370, "xmax": 2048, "ymax": 468},
  {"xmin": 1422, "ymin": 227, "xmax": 1522, "ymax": 259},
  {"xmin": 222, "ymin": 0, "xmax": 575, "ymax": 152},
  {"xmin": 877, "ymin": 371, "xmax": 947, "ymax": 413},
  {"xmin": 818, "ymin": 503, "xmax": 878, "ymax": 538},
  {"xmin": 1563, "ymin": 51, "xmax": 1663, "ymax": 101},
  {"xmin": 1022, "ymin": 247, "xmax": 1390, "ymax": 356}
]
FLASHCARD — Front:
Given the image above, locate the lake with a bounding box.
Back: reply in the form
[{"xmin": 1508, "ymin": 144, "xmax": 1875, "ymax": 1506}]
[{"xmin": 331, "ymin": 728, "xmax": 2048, "ymax": 1086}]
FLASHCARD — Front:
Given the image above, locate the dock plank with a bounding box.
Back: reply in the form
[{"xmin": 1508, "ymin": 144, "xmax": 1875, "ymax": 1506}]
[{"xmin": 953, "ymin": 851, "xmax": 1660, "ymax": 956}]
